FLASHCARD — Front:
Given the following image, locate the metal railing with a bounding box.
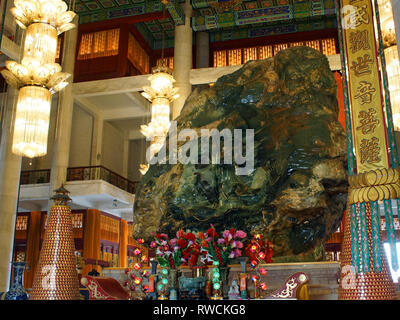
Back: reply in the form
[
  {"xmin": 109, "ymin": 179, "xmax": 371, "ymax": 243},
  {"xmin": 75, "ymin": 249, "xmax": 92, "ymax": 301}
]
[
  {"xmin": 66, "ymin": 166, "xmax": 138, "ymax": 194},
  {"xmin": 20, "ymin": 169, "xmax": 51, "ymax": 185},
  {"xmin": 20, "ymin": 166, "xmax": 139, "ymax": 194}
]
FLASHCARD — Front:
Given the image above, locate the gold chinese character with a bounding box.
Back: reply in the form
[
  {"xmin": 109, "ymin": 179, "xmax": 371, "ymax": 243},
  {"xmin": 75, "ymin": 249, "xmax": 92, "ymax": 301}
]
[
  {"xmin": 354, "ymin": 80, "xmax": 376, "ymax": 104},
  {"xmin": 349, "ymin": 30, "xmax": 370, "ymax": 53},
  {"xmin": 356, "ymin": 108, "xmax": 379, "ymax": 134},
  {"xmin": 354, "ymin": 5, "xmax": 369, "ymax": 26},
  {"xmin": 360, "ymin": 136, "xmax": 381, "ymax": 164},
  {"xmin": 350, "ymin": 54, "xmax": 374, "ymax": 77}
]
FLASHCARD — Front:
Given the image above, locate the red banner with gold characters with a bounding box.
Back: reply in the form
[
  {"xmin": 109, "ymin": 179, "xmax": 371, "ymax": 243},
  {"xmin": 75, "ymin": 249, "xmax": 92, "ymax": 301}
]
[{"xmin": 341, "ymin": 0, "xmax": 389, "ymax": 173}]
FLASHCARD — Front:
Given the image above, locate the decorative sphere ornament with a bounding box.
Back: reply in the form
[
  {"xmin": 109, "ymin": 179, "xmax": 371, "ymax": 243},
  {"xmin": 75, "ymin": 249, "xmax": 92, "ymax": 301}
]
[
  {"xmin": 258, "ymin": 252, "xmax": 266, "ymax": 259},
  {"xmin": 134, "ymin": 277, "xmax": 142, "ymax": 285},
  {"xmin": 213, "ymin": 282, "xmax": 221, "ymax": 290},
  {"xmin": 134, "ymin": 263, "xmax": 142, "ymax": 270},
  {"xmin": 213, "ymin": 261, "xmax": 219, "ymax": 266},
  {"xmin": 134, "ymin": 248, "xmax": 141, "ymax": 255},
  {"xmin": 162, "ymin": 269, "xmax": 169, "ymax": 275},
  {"xmin": 260, "ymin": 282, "xmax": 267, "ymax": 291},
  {"xmin": 158, "ymin": 284, "xmax": 164, "ymax": 291},
  {"xmin": 162, "ymin": 278, "xmax": 168, "ymax": 285},
  {"xmin": 259, "ymin": 267, "xmax": 267, "ymax": 276},
  {"xmin": 213, "ymin": 271, "xmax": 220, "ymax": 279},
  {"xmin": 250, "ymin": 260, "xmax": 258, "ymax": 268}
]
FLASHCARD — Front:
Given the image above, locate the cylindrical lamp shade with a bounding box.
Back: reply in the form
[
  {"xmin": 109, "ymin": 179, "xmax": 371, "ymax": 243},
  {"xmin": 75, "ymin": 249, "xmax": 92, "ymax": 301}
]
[
  {"xmin": 23, "ymin": 23, "xmax": 58, "ymax": 65},
  {"xmin": 151, "ymin": 97, "xmax": 170, "ymax": 137},
  {"xmin": 12, "ymin": 86, "xmax": 51, "ymax": 158},
  {"xmin": 384, "ymin": 45, "xmax": 400, "ymax": 130},
  {"xmin": 377, "ymin": 0, "xmax": 396, "ymax": 47}
]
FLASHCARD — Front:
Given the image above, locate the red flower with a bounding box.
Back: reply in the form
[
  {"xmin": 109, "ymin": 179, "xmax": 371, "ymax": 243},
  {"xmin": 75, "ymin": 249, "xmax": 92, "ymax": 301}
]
[
  {"xmin": 197, "ymin": 232, "xmax": 205, "ymax": 239},
  {"xmin": 201, "ymin": 240, "xmax": 209, "ymax": 248},
  {"xmin": 189, "ymin": 253, "xmax": 199, "ymax": 266},
  {"xmin": 178, "ymin": 238, "xmax": 188, "ymax": 249},
  {"xmin": 177, "ymin": 229, "xmax": 185, "ymax": 238},
  {"xmin": 229, "ymin": 228, "xmax": 236, "ymax": 235},
  {"xmin": 155, "ymin": 233, "xmax": 162, "ymax": 239},
  {"xmin": 206, "ymin": 226, "xmax": 218, "ymax": 238},
  {"xmin": 184, "ymin": 232, "xmax": 196, "ymax": 241}
]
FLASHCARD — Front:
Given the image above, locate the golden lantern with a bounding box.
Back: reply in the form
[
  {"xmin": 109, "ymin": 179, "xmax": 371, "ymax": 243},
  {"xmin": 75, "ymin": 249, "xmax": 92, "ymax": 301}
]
[
  {"xmin": 1, "ymin": 0, "xmax": 76, "ymax": 158},
  {"xmin": 139, "ymin": 65, "xmax": 179, "ymax": 174},
  {"xmin": 12, "ymin": 86, "xmax": 51, "ymax": 157}
]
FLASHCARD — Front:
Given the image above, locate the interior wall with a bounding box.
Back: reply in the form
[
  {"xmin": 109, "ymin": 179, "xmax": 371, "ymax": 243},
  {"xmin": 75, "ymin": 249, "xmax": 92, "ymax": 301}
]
[
  {"xmin": 69, "ymin": 103, "xmax": 94, "ymax": 168},
  {"xmin": 101, "ymin": 121, "xmax": 125, "ymax": 176},
  {"xmin": 128, "ymin": 138, "xmax": 147, "ymax": 182}
]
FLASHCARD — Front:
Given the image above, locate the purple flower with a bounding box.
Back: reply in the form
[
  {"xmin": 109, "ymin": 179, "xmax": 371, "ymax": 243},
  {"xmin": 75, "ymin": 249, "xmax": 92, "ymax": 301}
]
[{"xmin": 229, "ymin": 251, "xmax": 235, "ymax": 259}]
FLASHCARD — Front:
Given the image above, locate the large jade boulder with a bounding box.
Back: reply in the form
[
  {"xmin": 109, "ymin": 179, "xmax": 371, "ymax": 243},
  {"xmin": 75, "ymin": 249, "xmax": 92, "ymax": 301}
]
[{"xmin": 133, "ymin": 46, "xmax": 348, "ymax": 261}]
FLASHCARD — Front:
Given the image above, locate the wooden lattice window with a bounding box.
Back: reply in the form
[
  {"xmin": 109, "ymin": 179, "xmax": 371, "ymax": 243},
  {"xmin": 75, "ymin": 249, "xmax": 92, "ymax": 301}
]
[
  {"xmin": 321, "ymin": 38, "xmax": 337, "ymax": 56},
  {"xmin": 71, "ymin": 213, "xmax": 83, "ymax": 229},
  {"xmin": 127, "ymin": 33, "xmax": 150, "ymax": 74},
  {"xmin": 16, "ymin": 216, "xmax": 28, "ymax": 231},
  {"xmin": 100, "ymin": 214, "xmax": 120, "ymax": 243},
  {"xmin": 212, "ymin": 37, "xmax": 337, "ymax": 67},
  {"xmin": 77, "ymin": 28, "xmax": 120, "ymax": 60},
  {"xmin": 156, "ymin": 56, "xmax": 174, "ymax": 70}
]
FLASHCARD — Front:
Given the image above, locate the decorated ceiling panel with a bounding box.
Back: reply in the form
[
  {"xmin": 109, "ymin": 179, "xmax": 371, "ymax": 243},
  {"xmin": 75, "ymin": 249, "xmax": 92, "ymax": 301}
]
[{"xmin": 75, "ymin": 0, "xmax": 338, "ymax": 50}]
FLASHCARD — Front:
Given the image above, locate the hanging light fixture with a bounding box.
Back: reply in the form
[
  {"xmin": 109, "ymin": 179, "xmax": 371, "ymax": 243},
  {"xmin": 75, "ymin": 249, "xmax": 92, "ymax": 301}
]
[
  {"xmin": 376, "ymin": 0, "xmax": 400, "ymax": 130},
  {"xmin": 139, "ymin": 0, "xmax": 179, "ymax": 174},
  {"xmin": 1, "ymin": 0, "xmax": 76, "ymax": 158}
]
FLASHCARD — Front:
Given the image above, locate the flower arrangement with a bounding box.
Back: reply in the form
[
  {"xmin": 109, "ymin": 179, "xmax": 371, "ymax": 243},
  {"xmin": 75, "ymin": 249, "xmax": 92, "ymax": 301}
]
[
  {"xmin": 150, "ymin": 230, "xmax": 199, "ymax": 268},
  {"xmin": 197, "ymin": 225, "xmax": 247, "ymax": 266}
]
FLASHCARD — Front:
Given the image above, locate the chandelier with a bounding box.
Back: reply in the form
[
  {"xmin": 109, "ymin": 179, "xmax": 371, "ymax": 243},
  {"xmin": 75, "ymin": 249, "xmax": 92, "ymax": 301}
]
[
  {"xmin": 1, "ymin": 0, "xmax": 76, "ymax": 158},
  {"xmin": 139, "ymin": 2, "xmax": 179, "ymax": 175},
  {"xmin": 376, "ymin": 0, "xmax": 400, "ymax": 130}
]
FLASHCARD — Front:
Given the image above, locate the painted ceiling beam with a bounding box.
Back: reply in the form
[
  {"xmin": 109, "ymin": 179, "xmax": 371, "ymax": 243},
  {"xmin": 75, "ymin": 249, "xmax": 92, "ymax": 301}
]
[
  {"xmin": 165, "ymin": 0, "xmax": 185, "ymax": 25},
  {"xmin": 191, "ymin": 2, "xmax": 336, "ymax": 31},
  {"xmin": 77, "ymin": 0, "xmax": 166, "ymax": 25}
]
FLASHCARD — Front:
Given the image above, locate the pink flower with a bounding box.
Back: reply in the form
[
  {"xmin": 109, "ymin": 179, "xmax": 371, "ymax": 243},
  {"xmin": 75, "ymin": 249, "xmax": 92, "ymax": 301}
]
[
  {"xmin": 234, "ymin": 230, "xmax": 247, "ymax": 239},
  {"xmin": 160, "ymin": 233, "xmax": 168, "ymax": 239},
  {"xmin": 170, "ymin": 238, "xmax": 178, "ymax": 247},
  {"xmin": 217, "ymin": 238, "xmax": 225, "ymax": 244},
  {"xmin": 235, "ymin": 241, "xmax": 243, "ymax": 248},
  {"xmin": 150, "ymin": 241, "xmax": 157, "ymax": 248},
  {"xmin": 229, "ymin": 251, "xmax": 235, "ymax": 259},
  {"xmin": 234, "ymin": 249, "xmax": 242, "ymax": 257}
]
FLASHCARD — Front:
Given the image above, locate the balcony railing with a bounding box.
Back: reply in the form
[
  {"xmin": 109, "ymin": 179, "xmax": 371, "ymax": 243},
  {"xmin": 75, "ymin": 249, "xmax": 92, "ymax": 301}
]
[
  {"xmin": 20, "ymin": 166, "xmax": 139, "ymax": 194},
  {"xmin": 20, "ymin": 169, "xmax": 51, "ymax": 185}
]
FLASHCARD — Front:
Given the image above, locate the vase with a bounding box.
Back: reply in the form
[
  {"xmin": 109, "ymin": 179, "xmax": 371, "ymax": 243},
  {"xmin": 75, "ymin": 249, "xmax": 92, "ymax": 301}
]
[
  {"xmin": 169, "ymin": 269, "xmax": 181, "ymax": 300},
  {"xmin": 219, "ymin": 266, "xmax": 230, "ymax": 299},
  {"xmin": 4, "ymin": 262, "xmax": 29, "ymax": 300}
]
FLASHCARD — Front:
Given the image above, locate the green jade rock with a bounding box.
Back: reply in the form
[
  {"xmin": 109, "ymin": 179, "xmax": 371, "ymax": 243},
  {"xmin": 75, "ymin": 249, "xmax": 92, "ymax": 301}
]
[{"xmin": 133, "ymin": 47, "xmax": 348, "ymax": 261}]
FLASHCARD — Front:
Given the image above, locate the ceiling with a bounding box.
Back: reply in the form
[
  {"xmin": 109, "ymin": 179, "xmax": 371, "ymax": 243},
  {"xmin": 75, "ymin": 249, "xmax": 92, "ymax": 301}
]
[{"xmin": 75, "ymin": 0, "xmax": 338, "ymax": 50}]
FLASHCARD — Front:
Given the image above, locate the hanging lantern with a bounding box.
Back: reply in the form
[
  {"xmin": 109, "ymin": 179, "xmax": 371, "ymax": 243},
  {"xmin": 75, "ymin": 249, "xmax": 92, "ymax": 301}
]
[
  {"xmin": 1, "ymin": 0, "xmax": 76, "ymax": 158},
  {"xmin": 12, "ymin": 86, "xmax": 51, "ymax": 158},
  {"xmin": 384, "ymin": 45, "xmax": 400, "ymax": 130},
  {"xmin": 139, "ymin": 0, "xmax": 179, "ymax": 175}
]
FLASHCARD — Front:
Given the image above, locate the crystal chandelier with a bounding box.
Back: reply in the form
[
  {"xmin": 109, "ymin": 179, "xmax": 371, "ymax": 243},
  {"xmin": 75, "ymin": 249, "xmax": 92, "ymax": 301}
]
[
  {"xmin": 139, "ymin": 2, "xmax": 179, "ymax": 175},
  {"xmin": 376, "ymin": 0, "xmax": 400, "ymax": 130},
  {"xmin": 1, "ymin": 0, "xmax": 76, "ymax": 158}
]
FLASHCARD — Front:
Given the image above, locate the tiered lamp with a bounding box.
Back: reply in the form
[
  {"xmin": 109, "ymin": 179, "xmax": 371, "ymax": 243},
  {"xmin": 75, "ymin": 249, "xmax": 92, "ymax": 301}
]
[
  {"xmin": 29, "ymin": 186, "xmax": 81, "ymax": 300},
  {"xmin": 139, "ymin": 0, "xmax": 179, "ymax": 175},
  {"xmin": 1, "ymin": 0, "xmax": 76, "ymax": 158}
]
